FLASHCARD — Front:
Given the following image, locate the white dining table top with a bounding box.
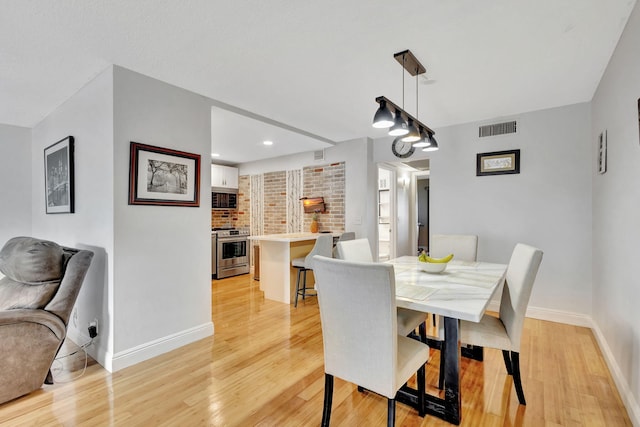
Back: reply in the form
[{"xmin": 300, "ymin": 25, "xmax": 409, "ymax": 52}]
[{"xmin": 388, "ymin": 256, "xmax": 507, "ymax": 323}]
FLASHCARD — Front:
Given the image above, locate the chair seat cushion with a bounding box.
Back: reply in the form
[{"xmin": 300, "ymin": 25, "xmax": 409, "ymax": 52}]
[
  {"xmin": 397, "ymin": 308, "xmax": 426, "ymax": 336},
  {"xmin": 291, "ymin": 257, "xmax": 306, "ymax": 268},
  {"xmin": 396, "ymin": 335, "xmax": 430, "ymax": 394},
  {"xmin": 460, "ymin": 314, "xmax": 512, "ymax": 351}
]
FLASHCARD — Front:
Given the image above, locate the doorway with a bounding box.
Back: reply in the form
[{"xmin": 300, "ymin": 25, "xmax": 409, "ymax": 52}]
[
  {"xmin": 377, "ymin": 167, "xmax": 395, "ymax": 261},
  {"xmin": 416, "ymin": 175, "xmax": 429, "ymax": 254}
]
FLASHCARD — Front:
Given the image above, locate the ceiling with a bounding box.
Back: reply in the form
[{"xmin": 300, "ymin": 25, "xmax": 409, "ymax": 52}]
[{"xmin": 1, "ymin": 1, "xmax": 636, "ymax": 164}]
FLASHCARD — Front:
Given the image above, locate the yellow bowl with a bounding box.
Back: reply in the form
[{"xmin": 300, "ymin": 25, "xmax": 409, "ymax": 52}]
[{"xmin": 418, "ymin": 261, "xmax": 447, "ymax": 274}]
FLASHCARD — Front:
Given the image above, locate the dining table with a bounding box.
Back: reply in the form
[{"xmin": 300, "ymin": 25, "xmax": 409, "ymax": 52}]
[{"xmin": 387, "ymin": 256, "xmax": 508, "ymax": 425}]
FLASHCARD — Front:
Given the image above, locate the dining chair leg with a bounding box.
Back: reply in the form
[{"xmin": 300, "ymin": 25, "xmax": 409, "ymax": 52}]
[
  {"xmin": 438, "ymin": 344, "xmax": 445, "ymax": 389},
  {"xmin": 502, "ymin": 350, "xmax": 513, "ymax": 375},
  {"xmin": 511, "ymin": 351, "xmax": 526, "ymax": 405},
  {"xmin": 387, "ymin": 398, "xmax": 396, "ymax": 427},
  {"xmin": 321, "ymin": 374, "xmax": 334, "ymax": 426},
  {"xmin": 417, "ymin": 364, "xmax": 426, "ymax": 416},
  {"xmin": 418, "ymin": 321, "xmax": 427, "ymax": 344}
]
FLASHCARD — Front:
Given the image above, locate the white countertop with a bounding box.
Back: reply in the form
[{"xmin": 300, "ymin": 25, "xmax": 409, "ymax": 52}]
[{"xmin": 249, "ymin": 232, "xmax": 340, "ymax": 242}]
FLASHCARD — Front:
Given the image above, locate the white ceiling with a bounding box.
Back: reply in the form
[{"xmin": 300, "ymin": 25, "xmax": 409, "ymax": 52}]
[{"xmin": 1, "ymin": 1, "xmax": 636, "ymax": 164}]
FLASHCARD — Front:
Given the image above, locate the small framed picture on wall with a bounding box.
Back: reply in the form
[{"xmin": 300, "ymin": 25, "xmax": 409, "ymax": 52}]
[{"xmin": 598, "ymin": 131, "xmax": 607, "ymax": 174}]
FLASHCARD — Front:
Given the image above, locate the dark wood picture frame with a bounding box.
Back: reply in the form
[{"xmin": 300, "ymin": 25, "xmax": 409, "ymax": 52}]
[
  {"xmin": 44, "ymin": 136, "xmax": 74, "ymax": 214},
  {"xmin": 128, "ymin": 141, "xmax": 201, "ymax": 207},
  {"xmin": 476, "ymin": 149, "xmax": 520, "ymax": 176}
]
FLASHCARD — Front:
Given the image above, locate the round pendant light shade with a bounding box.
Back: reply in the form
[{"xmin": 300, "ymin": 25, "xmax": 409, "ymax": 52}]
[
  {"xmin": 401, "ymin": 119, "xmax": 421, "ymax": 142},
  {"xmin": 422, "ymin": 134, "xmax": 439, "ymax": 152},
  {"xmin": 412, "ymin": 129, "xmax": 432, "ymax": 147},
  {"xmin": 372, "ymin": 100, "xmax": 394, "ymax": 128},
  {"xmin": 388, "ymin": 113, "xmax": 409, "ymax": 136}
]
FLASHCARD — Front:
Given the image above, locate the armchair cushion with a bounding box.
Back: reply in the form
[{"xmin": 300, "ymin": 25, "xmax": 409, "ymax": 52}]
[
  {"xmin": 0, "ymin": 237, "xmax": 65, "ymax": 310},
  {"xmin": 0, "ymin": 237, "xmax": 64, "ymax": 284},
  {"xmin": 0, "ymin": 277, "xmax": 60, "ymax": 310}
]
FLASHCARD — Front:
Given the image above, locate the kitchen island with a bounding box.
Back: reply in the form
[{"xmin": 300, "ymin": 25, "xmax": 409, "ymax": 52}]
[{"xmin": 248, "ymin": 233, "xmax": 337, "ymax": 304}]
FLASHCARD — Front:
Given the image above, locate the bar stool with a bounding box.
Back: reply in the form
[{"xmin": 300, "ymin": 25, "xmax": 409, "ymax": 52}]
[{"xmin": 292, "ymin": 234, "xmax": 334, "ymax": 307}]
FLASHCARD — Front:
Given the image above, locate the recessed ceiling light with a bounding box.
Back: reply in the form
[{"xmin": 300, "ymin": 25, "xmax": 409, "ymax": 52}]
[
  {"xmin": 211, "ymin": 153, "xmax": 220, "ymax": 157},
  {"xmin": 263, "ymin": 140, "xmax": 273, "ymax": 146}
]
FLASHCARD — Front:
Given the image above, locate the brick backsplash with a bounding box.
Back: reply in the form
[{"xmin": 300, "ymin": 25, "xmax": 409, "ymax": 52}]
[
  {"xmin": 210, "ymin": 175, "xmax": 251, "ymax": 229},
  {"xmin": 302, "ymin": 162, "xmax": 345, "ymax": 234}
]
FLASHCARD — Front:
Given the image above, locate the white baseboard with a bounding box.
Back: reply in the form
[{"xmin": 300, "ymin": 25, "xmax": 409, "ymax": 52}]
[
  {"xmin": 591, "ymin": 321, "xmax": 640, "ymax": 427},
  {"xmin": 108, "ymin": 322, "xmax": 214, "ymax": 372},
  {"xmin": 485, "ymin": 301, "xmax": 639, "ymax": 426}
]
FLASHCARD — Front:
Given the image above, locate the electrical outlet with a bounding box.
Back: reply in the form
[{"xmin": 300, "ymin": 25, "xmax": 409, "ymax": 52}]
[{"xmin": 88, "ymin": 319, "xmax": 98, "ymax": 338}]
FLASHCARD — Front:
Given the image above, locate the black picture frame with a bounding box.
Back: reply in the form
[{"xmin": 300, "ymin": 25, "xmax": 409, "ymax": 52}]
[
  {"xmin": 598, "ymin": 131, "xmax": 607, "ymax": 174},
  {"xmin": 44, "ymin": 136, "xmax": 74, "ymax": 214},
  {"xmin": 476, "ymin": 149, "xmax": 520, "ymax": 176},
  {"xmin": 128, "ymin": 141, "xmax": 201, "ymax": 207}
]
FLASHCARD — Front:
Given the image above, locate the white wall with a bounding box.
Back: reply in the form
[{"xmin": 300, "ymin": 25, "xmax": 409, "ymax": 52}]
[
  {"xmin": 31, "ymin": 67, "xmax": 115, "ymax": 365},
  {"xmin": 591, "ymin": 1, "xmax": 640, "ymax": 423},
  {"xmin": 112, "ymin": 67, "xmax": 213, "ymax": 370},
  {"xmin": 427, "ymin": 104, "xmax": 593, "ymax": 317},
  {"xmin": 0, "ymin": 124, "xmax": 31, "ymax": 247}
]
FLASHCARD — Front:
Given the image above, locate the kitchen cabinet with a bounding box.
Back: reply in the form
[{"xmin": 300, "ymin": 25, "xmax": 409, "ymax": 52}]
[{"xmin": 211, "ymin": 164, "xmax": 238, "ymax": 189}]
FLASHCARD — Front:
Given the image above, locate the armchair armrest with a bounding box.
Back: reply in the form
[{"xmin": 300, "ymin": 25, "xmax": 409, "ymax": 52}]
[{"xmin": 0, "ymin": 309, "xmax": 66, "ymax": 341}]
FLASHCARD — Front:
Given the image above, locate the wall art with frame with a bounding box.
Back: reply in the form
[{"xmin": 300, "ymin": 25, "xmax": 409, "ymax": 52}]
[
  {"xmin": 476, "ymin": 149, "xmax": 520, "ymax": 176},
  {"xmin": 44, "ymin": 136, "xmax": 74, "ymax": 214},
  {"xmin": 128, "ymin": 141, "xmax": 201, "ymax": 207},
  {"xmin": 598, "ymin": 130, "xmax": 607, "ymax": 174}
]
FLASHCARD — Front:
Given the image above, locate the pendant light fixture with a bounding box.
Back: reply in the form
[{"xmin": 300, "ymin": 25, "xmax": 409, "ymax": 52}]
[
  {"xmin": 372, "ymin": 50, "xmax": 438, "ymax": 150},
  {"xmin": 422, "ymin": 134, "xmax": 439, "ymax": 152}
]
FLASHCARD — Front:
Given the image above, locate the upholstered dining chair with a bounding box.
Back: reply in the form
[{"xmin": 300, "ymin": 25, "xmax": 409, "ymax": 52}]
[
  {"xmin": 430, "ymin": 234, "xmax": 478, "ymax": 387},
  {"xmin": 312, "ymin": 255, "xmax": 429, "ymax": 427},
  {"xmin": 442, "ymin": 243, "xmax": 543, "ymax": 405},
  {"xmin": 335, "ymin": 239, "xmax": 428, "ymax": 343},
  {"xmin": 0, "ymin": 236, "xmax": 94, "ymax": 404},
  {"xmin": 332, "ymin": 231, "xmax": 355, "ymax": 257},
  {"xmin": 292, "ymin": 234, "xmax": 334, "ymax": 307}
]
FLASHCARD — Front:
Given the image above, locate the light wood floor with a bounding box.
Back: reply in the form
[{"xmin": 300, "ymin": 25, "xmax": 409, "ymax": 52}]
[{"xmin": 0, "ymin": 273, "xmax": 631, "ymax": 426}]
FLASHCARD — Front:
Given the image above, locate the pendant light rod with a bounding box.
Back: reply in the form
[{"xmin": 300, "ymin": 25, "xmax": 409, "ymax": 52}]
[{"xmin": 375, "ymin": 96, "xmax": 434, "ymax": 135}]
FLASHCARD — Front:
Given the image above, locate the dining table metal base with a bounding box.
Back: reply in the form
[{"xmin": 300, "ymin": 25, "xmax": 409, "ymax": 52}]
[{"xmin": 396, "ymin": 316, "xmax": 462, "ymax": 425}]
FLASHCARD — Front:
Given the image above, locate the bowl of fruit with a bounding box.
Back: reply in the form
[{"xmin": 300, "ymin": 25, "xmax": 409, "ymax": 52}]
[{"xmin": 417, "ymin": 251, "xmax": 453, "ymax": 274}]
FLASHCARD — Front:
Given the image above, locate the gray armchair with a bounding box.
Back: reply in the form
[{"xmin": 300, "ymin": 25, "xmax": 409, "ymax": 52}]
[{"xmin": 0, "ymin": 236, "xmax": 94, "ymax": 404}]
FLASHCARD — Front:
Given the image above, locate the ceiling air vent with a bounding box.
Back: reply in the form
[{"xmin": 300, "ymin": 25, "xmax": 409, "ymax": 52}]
[
  {"xmin": 479, "ymin": 121, "xmax": 517, "ymax": 138},
  {"xmin": 314, "ymin": 149, "xmax": 325, "ymax": 161}
]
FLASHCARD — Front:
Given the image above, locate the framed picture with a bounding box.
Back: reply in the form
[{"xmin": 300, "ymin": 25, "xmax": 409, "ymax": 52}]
[
  {"xmin": 598, "ymin": 131, "xmax": 607, "ymax": 174},
  {"xmin": 44, "ymin": 136, "xmax": 74, "ymax": 214},
  {"xmin": 476, "ymin": 149, "xmax": 520, "ymax": 176},
  {"xmin": 128, "ymin": 142, "xmax": 201, "ymax": 207}
]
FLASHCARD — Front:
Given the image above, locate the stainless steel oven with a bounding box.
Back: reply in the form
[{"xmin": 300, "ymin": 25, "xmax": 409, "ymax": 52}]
[{"xmin": 213, "ymin": 228, "xmax": 250, "ymax": 279}]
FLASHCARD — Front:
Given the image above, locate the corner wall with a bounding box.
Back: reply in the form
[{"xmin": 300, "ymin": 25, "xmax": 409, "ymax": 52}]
[
  {"xmin": 112, "ymin": 67, "xmax": 213, "ymax": 370},
  {"xmin": 0, "ymin": 124, "xmax": 32, "ymax": 247},
  {"xmin": 591, "ymin": 1, "xmax": 640, "ymax": 422},
  {"xmin": 31, "ymin": 66, "xmax": 115, "ymax": 364}
]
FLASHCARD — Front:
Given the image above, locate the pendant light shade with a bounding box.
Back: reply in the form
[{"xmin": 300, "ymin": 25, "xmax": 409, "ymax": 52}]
[
  {"xmin": 401, "ymin": 119, "xmax": 420, "ymax": 142},
  {"xmin": 388, "ymin": 112, "xmax": 409, "ymax": 136},
  {"xmin": 372, "ymin": 100, "xmax": 394, "ymax": 128},
  {"xmin": 412, "ymin": 128, "xmax": 432, "ymax": 148},
  {"xmin": 422, "ymin": 134, "xmax": 439, "ymax": 152}
]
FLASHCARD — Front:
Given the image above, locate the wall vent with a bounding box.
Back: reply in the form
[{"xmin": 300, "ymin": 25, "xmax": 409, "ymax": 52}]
[
  {"xmin": 479, "ymin": 121, "xmax": 517, "ymax": 138},
  {"xmin": 314, "ymin": 149, "xmax": 325, "ymax": 161}
]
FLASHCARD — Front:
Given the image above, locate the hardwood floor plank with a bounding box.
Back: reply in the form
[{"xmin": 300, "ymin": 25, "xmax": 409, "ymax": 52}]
[{"xmin": 0, "ymin": 274, "xmax": 632, "ymax": 426}]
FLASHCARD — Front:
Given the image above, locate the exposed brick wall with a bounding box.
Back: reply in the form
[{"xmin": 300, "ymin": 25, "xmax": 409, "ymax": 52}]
[
  {"xmin": 236, "ymin": 175, "xmax": 250, "ymax": 229},
  {"xmin": 263, "ymin": 171, "xmax": 287, "ymax": 234},
  {"xmin": 210, "ymin": 176, "xmax": 251, "ymax": 229},
  {"xmin": 302, "ymin": 162, "xmax": 345, "ymax": 233}
]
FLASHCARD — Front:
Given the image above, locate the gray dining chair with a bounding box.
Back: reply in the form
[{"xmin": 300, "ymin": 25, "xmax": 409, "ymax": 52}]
[
  {"xmin": 335, "ymin": 239, "xmax": 428, "ymax": 343},
  {"xmin": 442, "ymin": 243, "xmax": 543, "ymax": 405},
  {"xmin": 291, "ymin": 234, "xmax": 334, "ymax": 307},
  {"xmin": 312, "ymin": 255, "xmax": 429, "ymax": 426}
]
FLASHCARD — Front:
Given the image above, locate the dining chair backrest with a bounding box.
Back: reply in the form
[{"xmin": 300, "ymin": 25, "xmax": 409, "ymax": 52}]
[
  {"xmin": 430, "ymin": 234, "xmax": 478, "ymax": 262},
  {"xmin": 499, "ymin": 243, "xmax": 543, "ymax": 351},
  {"xmin": 335, "ymin": 238, "xmax": 373, "ymax": 262},
  {"xmin": 338, "ymin": 232, "xmax": 355, "ymax": 242},
  {"xmin": 303, "ymin": 234, "xmax": 334, "ymax": 269},
  {"xmin": 313, "ymin": 255, "xmax": 400, "ymax": 398}
]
